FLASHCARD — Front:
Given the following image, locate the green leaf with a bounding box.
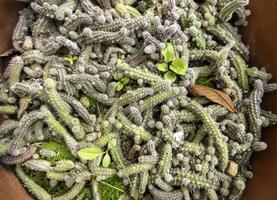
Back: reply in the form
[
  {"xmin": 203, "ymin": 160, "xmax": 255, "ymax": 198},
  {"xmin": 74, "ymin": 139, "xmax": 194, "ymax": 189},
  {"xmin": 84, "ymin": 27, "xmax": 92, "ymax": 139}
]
[
  {"xmin": 120, "ymin": 77, "xmax": 129, "ymax": 85},
  {"xmin": 156, "ymin": 63, "xmax": 169, "ymax": 72},
  {"xmin": 102, "ymin": 153, "xmax": 111, "ymax": 168},
  {"xmin": 77, "ymin": 148, "xmax": 104, "ymax": 160},
  {"xmin": 170, "ymin": 58, "xmax": 188, "ymax": 75},
  {"xmin": 117, "ymin": 58, "xmax": 123, "ymax": 65},
  {"xmin": 164, "ymin": 71, "xmax": 177, "ymax": 82},
  {"xmin": 161, "ymin": 43, "xmax": 175, "ymax": 63},
  {"xmin": 116, "ymin": 82, "xmax": 124, "ymax": 91},
  {"xmin": 108, "ymin": 138, "xmax": 117, "ymax": 149},
  {"xmin": 113, "ymin": 72, "xmax": 124, "ymax": 81},
  {"xmin": 64, "ymin": 55, "xmax": 78, "ymax": 65}
]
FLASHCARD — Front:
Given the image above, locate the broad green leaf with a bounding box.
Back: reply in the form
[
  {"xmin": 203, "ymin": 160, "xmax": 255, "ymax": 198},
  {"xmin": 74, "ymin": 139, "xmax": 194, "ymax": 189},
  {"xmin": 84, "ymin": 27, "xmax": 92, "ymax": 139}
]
[
  {"xmin": 164, "ymin": 71, "xmax": 177, "ymax": 82},
  {"xmin": 170, "ymin": 58, "xmax": 188, "ymax": 75},
  {"xmin": 120, "ymin": 77, "xmax": 129, "ymax": 85},
  {"xmin": 77, "ymin": 148, "xmax": 104, "ymax": 160},
  {"xmin": 161, "ymin": 43, "xmax": 175, "ymax": 63},
  {"xmin": 116, "ymin": 82, "xmax": 124, "ymax": 91},
  {"xmin": 108, "ymin": 138, "xmax": 117, "ymax": 149},
  {"xmin": 102, "ymin": 153, "xmax": 111, "ymax": 168},
  {"xmin": 156, "ymin": 63, "xmax": 169, "ymax": 72}
]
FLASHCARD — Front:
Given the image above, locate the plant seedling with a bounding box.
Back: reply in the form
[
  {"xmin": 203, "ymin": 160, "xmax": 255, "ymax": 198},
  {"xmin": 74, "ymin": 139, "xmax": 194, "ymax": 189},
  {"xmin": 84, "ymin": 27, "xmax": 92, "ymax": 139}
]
[{"xmin": 157, "ymin": 43, "xmax": 188, "ymax": 82}]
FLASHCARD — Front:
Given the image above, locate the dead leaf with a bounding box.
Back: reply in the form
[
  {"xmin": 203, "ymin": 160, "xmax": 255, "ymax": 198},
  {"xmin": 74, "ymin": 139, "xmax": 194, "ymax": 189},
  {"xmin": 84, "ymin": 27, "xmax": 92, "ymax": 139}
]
[{"xmin": 188, "ymin": 84, "xmax": 237, "ymax": 112}]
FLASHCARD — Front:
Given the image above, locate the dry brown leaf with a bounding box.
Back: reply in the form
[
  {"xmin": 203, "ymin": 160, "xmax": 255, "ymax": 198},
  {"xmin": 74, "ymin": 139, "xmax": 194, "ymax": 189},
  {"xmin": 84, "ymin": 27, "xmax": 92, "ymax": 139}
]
[{"xmin": 188, "ymin": 84, "xmax": 237, "ymax": 112}]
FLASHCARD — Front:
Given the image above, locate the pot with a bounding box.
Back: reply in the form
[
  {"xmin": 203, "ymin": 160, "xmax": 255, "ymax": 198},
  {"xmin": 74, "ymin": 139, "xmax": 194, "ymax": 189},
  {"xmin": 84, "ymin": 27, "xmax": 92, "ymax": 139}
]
[{"xmin": 0, "ymin": 0, "xmax": 277, "ymax": 199}]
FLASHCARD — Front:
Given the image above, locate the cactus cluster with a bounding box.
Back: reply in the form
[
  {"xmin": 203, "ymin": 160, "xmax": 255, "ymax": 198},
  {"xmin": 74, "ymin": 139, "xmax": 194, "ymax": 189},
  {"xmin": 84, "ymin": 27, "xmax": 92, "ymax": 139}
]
[{"xmin": 0, "ymin": 0, "xmax": 276, "ymax": 199}]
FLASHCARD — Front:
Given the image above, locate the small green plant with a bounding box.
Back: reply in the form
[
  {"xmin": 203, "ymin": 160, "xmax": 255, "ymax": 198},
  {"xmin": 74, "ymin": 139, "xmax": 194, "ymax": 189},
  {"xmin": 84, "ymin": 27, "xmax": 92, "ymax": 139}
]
[
  {"xmin": 3, "ymin": 0, "xmax": 272, "ymax": 199},
  {"xmin": 113, "ymin": 72, "xmax": 130, "ymax": 91},
  {"xmin": 64, "ymin": 54, "xmax": 78, "ymax": 65},
  {"xmin": 114, "ymin": 56, "xmax": 130, "ymax": 91},
  {"xmin": 157, "ymin": 43, "xmax": 188, "ymax": 82},
  {"xmin": 77, "ymin": 138, "xmax": 117, "ymax": 168}
]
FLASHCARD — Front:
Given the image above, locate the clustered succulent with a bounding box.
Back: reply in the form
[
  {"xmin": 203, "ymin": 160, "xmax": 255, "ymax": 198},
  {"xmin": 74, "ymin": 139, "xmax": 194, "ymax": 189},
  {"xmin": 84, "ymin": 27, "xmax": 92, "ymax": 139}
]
[{"xmin": 0, "ymin": 0, "xmax": 277, "ymax": 199}]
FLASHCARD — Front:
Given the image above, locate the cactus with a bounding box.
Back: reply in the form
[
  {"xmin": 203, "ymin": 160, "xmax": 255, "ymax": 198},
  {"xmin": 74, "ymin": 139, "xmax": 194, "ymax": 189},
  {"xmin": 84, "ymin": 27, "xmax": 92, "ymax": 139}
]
[
  {"xmin": 230, "ymin": 51, "xmax": 249, "ymax": 94},
  {"xmin": 117, "ymin": 163, "xmax": 154, "ymax": 177},
  {"xmin": 0, "ymin": 0, "xmax": 275, "ymax": 199},
  {"xmin": 2, "ymin": 146, "xmax": 36, "ymax": 165},
  {"xmin": 23, "ymin": 159, "xmax": 52, "ymax": 171},
  {"xmin": 52, "ymin": 182, "xmax": 85, "ymax": 200},
  {"xmin": 16, "ymin": 165, "xmax": 51, "ymax": 200},
  {"xmin": 184, "ymin": 101, "xmax": 229, "ymax": 170},
  {"xmin": 219, "ymin": 0, "xmax": 249, "ymax": 22}
]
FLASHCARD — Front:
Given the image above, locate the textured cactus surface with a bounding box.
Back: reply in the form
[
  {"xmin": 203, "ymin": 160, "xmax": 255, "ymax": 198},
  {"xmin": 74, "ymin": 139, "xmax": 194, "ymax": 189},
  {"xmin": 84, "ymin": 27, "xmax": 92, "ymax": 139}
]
[{"xmin": 0, "ymin": 0, "xmax": 275, "ymax": 199}]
